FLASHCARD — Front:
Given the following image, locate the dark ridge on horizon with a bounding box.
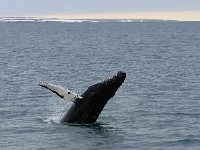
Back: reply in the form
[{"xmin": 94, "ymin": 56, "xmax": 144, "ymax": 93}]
[{"xmin": 0, "ymin": 17, "xmax": 180, "ymax": 22}]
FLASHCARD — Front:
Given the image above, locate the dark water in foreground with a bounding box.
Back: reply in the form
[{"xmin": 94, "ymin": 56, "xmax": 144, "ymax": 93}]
[{"xmin": 0, "ymin": 22, "xmax": 200, "ymax": 150}]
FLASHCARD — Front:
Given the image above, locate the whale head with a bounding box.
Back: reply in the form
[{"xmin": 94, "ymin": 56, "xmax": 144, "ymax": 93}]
[{"xmin": 61, "ymin": 71, "xmax": 126, "ymax": 124}]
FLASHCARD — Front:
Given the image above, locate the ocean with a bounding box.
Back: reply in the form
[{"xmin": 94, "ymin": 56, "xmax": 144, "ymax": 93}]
[{"xmin": 0, "ymin": 22, "xmax": 200, "ymax": 150}]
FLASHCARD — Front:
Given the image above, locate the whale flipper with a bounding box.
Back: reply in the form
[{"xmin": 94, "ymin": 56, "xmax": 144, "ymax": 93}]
[{"xmin": 38, "ymin": 82, "xmax": 82, "ymax": 102}]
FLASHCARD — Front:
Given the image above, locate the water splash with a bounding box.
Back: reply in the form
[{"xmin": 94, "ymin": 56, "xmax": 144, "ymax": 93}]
[
  {"xmin": 43, "ymin": 99, "xmax": 72, "ymax": 124},
  {"xmin": 43, "ymin": 115, "xmax": 62, "ymax": 124}
]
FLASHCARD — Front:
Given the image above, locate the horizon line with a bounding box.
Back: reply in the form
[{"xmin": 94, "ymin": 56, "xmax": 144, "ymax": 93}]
[{"xmin": 1, "ymin": 11, "xmax": 200, "ymax": 21}]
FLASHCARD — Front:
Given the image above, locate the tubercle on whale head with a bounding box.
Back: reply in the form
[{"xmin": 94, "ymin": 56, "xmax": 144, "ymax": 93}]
[
  {"xmin": 108, "ymin": 71, "xmax": 126, "ymax": 85},
  {"xmin": 62, "ymin": 71, "xmax": 126, "ymax": 124}
]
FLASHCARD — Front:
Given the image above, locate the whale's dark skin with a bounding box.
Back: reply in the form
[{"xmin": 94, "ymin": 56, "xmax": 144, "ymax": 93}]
[{"xmin": 61, "ymin": 71, "xmax": 126, "ymax": 124}]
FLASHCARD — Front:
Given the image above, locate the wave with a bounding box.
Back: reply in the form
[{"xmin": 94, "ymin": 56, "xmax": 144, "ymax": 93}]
[
  {"xmin": 164, "ymin": 138, "xmax": 200, "ymax": 146},
  {"xmin": 148, "ymin": 138, "xmax": 200, "ymax": 148}
]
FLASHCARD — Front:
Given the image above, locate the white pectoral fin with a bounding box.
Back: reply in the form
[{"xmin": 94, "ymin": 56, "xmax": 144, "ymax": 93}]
[
  {"xmin": 63, "ymin": 90, "xmax": 83, "ymax": 101},
  {"xmin": 38, "ymin": 82, "xmax": 83, "ymax": 101},
  {"xmin": 38, "ymin": 82, "xmax": 66, "ymax": 99}
]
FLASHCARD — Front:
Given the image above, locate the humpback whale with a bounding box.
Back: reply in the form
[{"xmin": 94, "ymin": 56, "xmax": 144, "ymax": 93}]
[{"xmin": 39, "ymin": 71, "xmax": 126, "ymax": 124}]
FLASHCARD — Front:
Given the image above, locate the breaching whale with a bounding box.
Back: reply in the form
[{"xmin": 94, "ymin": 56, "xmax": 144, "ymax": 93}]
[{"xmin": 39, "ymin": 71, "xmax": 126, "ymax": 124}]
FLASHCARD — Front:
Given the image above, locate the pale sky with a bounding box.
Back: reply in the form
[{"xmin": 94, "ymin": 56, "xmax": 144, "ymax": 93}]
[{"xmin": 0, "ymin": 0, "xmax": 200, "ymax": 21}]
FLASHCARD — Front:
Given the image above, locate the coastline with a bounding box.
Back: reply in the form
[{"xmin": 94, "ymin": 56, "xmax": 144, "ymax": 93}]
[{"xmin": 0, "ymin": 17, "xmax": 179, "ymax": 23}]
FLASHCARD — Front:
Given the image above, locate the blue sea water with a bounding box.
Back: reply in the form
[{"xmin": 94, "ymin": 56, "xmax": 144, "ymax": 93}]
[{"xmin": 0, "ymin": 22, "xmax": 200, "ymax": 150}]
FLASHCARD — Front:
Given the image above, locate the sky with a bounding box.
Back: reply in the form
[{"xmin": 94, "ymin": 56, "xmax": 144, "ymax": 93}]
[{"xmin": 0, "ymin": 0, "xmax": 200, "ymax": 21}]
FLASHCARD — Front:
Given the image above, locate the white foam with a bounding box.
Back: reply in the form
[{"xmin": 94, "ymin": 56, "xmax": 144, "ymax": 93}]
[
  {"xmin": 43, "ymin": 115, "xmax": 62, "ymax": 124},
  {"xmin": 120, "ymin": 20, "xmax": 133, "ymax": 22}
]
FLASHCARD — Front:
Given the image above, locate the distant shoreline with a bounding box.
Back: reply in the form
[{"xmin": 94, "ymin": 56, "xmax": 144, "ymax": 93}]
[
  {"xmin": 1, "ymin": 17, "xmax": 200, "ymax": 23},
  {"xmin": 0, "ymin": 17, "xmax": 180, "ymax": 23}
]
